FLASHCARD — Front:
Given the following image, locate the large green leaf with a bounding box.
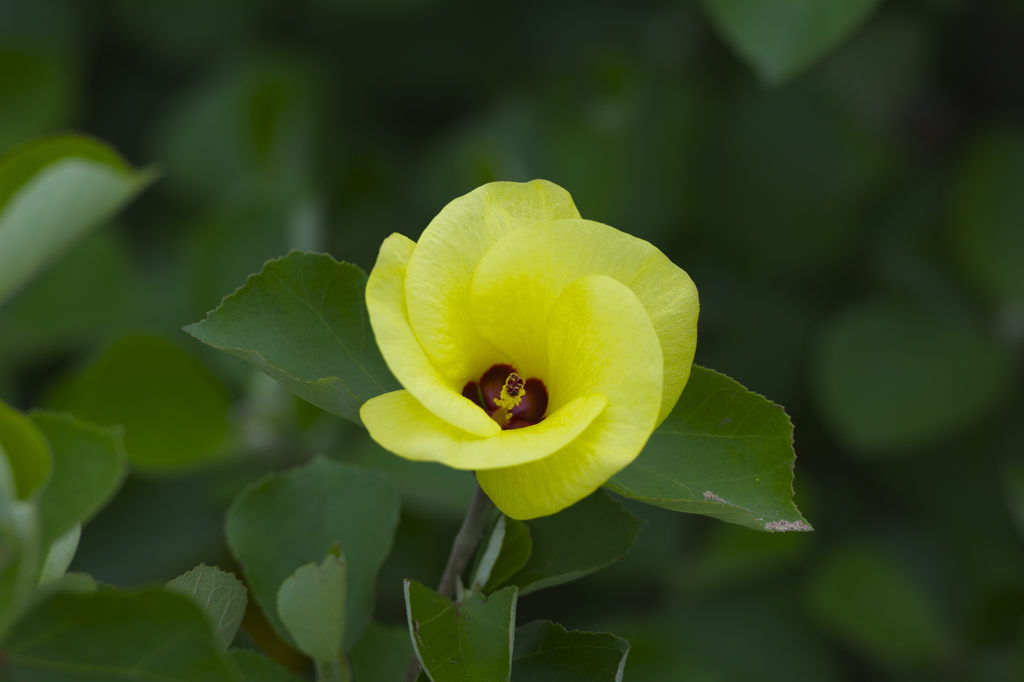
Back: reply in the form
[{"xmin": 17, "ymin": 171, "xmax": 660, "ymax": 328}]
[
  {"xmin": 0, "ymin": 135, "xmax": 156, "ymax": 304},
  {"xmin": 949, "ymin": 128, "xmax": 1024, "ymax": 304},
  {"xmin": 226, "ymin": 456, "xmax": 400, "ymax": 652},
  {"xmin": 405, "ymin": 580, "xmax": 517, "ymax": 682},
  {"xmin": 500, "ymin": 491, "xmax": 643, "ymax": 596},
  {"xmin": 30, "ymin": 411, "xmax": 127, "ymax": 548},
  {"xmin": 276, "ymin": 549, "xmax": 347, "ymax": 664},
  {"xmin": 350, "ymin": 622, "xmax": 413, "ymax": 682},
  {"xmin": 167, "ymin": 564, "xmax": 249, "ymax": 654},
  {"xmin": 0, "ymin": 400, "xmax": 51, "ymax": 501},
  {"xmin": 703, "ymin": 0, "xmax": 882, "ymax": 84},
  {"xmin": 810, "ymin": 300, "xmax": 1010, "ymax": 455},
  {"xmin": 228, "ymin": 650, "xmax": 305, "ymax": 682},
  {"xmin": 1, "ymin": 588, "xmax": 238, "ymax": 681},
  {"xmin": 47, "ymin": 335, "xmax": 230, "ymax": 472},
  {"xmin": 512, "ymin": 621, "xmax": 630, "ymax": 682},
  {"xmin": 185, "ymin": 251, "xmax": 400, "ymax": 425},
  {"xmin": 605, "ymin": 366, "xmax": 811, "ymax": 533}
]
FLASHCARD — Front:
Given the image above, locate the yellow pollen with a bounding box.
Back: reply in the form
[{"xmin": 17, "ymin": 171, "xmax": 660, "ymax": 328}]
[{"xmin": 495, "ymin": 373, "xmax": 525, "ymax": 413}]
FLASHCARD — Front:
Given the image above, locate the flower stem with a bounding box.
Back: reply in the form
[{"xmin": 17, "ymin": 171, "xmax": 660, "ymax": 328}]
[
  {"xmin": 403, "ymin": 481, "xmax": 495, "ymax": 682},
  {"xmin": 436, "ymin": 482, "xmax": 494, "ymax": 598}
]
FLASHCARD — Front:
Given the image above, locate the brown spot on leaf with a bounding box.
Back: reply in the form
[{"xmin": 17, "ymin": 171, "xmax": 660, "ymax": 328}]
[
  {"xmin": 703, "ymin": 491, "xmax": 727, "ymax": 503},
  {"xmin": 764, "ymin": 519, "xmax": 813, "ymax": 532}
]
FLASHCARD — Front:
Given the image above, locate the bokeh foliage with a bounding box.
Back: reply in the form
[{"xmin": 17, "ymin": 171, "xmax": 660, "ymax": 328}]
[{"xmin": 0, "ymin": 0, "xmax": 1023, "ymax": 680}]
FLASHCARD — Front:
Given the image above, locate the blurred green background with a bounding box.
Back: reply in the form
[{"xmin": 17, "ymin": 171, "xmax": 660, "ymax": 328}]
[{"xmin": 1, "ymin": 0, "xmax": 1023, "ymax": 679}]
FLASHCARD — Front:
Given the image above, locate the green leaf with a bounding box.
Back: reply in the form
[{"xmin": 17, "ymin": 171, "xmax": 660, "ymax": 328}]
[
  {"xmin": 703, "ymin": 0, "xmax": 882, "ymax": 84},
  {"xmin": 29, "ymin": 572, "xmax": 97, "ymax": 610},
  {"xmin": 350, "ymin": 622, "xmax": 413, "ymax": 682},
  {"xmin": 229, "ymin": 650, "xmax": 306, "ymax": 682},
  {"xmin": 675, "ymin": 594, "xmax": 841, "ymax": 682},
  {"xmin": 154, "ymin": 58, "xmax": 316, "ymax": 202},
  {"xmin": 405, "ymin": 580, "xmax": 517, "ymax": 682},
  {"xmin": 0, "ymin": 229, "xmax": 136, "ymax": 360},
  {"xmin": 187, "ymin": 184, "xmax": 313, "ymax": 317},
  {"xmin": 605, "ymin": 366, "xmax": 811, "ymax": 533},
  {"xmin": 30, "ymin": 411, "xmax": 128, "ymax": 548},
  {"xmin": 500, "ymin": 491, "xmax": 643, "ymax": 596},
  {"xmin": 471, "ymin": 516, "xmax": 532, "ymax": 594},
  {"xmin": 0, "ymin": 404, "xmax": 46, "ymax": 638},
  {"xmin": 512, "ymin": 621, "xmax": 630, "ymax": 682},
  {"xmin": 226, "ymin": 456, "xmax": 400, "ymax": 652},
  {"xmin": 806, "ymin": 543, "xmax": 947, "ymax": 665},
  {"xmin": 950, "ymin": 128, "xmax": 1024, "ymax": 304},
  {"xmin": 0, "ymin": 134, "xmax": 156, "ymax": 304},
  {"xmin": 1, "ymin": 588, "xmax": 238, "ymax": 681},
  {"xmin": 1003, "ymin": 459, "xmax": 1024, "ymax": 541},
  {"xmin": 38, "ymin": 523, "xmax": 80, "ymax": 585},
  {"xmin": 167, "ymin": 564, "xmax": 249, "ymax": 654},
  {"xmin": 47, "ymin": 335, "xmax": 230, "ymax": 472},
  {"xmin": 810, "ymin": 301, "xmax": 1010, "ymax": 455},
  {"xmin": 0, "ymin": 399, "xmax": 51, "ymax": 500},
  {"xmin": 0, "ymin": 494, "xmax": 40, "ymax": 640},
  {"xmin": 276, "ymin": 549, "xmax": 347, "ymax": 664},
  {"xmin": 185, "ymin": 250, "xmax": 400, "ymax": 425}
]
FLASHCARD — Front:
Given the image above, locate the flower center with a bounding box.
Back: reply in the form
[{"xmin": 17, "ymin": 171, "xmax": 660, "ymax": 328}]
[
  {"xmin": 462, "ymin": 364, "xmax": 548, "ymax": 430},
  {"xmin": 496, "ymin": 373, "xmax": 525, "ymax": 411}
]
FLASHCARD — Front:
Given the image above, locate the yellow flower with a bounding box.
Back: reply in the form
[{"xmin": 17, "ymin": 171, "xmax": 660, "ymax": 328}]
[{"xmin": 360, "ymin": 180, "xmax": 699, "ymax": 519}]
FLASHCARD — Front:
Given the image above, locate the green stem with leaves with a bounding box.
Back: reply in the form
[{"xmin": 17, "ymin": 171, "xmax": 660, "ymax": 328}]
[{"xmin": 403, "ymin": 482, "xmax": 495, "ymax": 682}]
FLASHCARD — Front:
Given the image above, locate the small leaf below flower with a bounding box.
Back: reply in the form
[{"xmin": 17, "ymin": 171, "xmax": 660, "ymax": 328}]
[
  {"xmin": 405, "ymin": 579, "xmax": 517, "ymax": 682},
  {"xmin": 512, "ymin": 620, "xmax": 630, "ymax": 682}
]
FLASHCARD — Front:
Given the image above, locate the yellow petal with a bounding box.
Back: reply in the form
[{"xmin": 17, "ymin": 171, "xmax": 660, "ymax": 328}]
[
  {"xmin": 469, "ymin": 219, "xmax": 698, "ymax": 426},
  {"xmin": 360, "ymin": 389, "xmax": 607, "ymax": 470},
  {"xmin": 403, "ymin": 180, "xmax": 581, "ymax": 386},
  {"xmin": 365, "ymin": 234, "xmax": 499, "ymax": 437},
  {"xmin": 477, "ymin": 274, "xmax": 663, "ymax": 519}
]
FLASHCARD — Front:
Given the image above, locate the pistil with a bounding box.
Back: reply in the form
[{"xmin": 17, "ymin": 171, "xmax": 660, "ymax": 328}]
[
  {"xmin": 490, "ymin": 373, "xmax": 525, "ymax": 425},
  {"xmin": 464, "ymin": 365, "xmax": 549, "ymax": 430}
]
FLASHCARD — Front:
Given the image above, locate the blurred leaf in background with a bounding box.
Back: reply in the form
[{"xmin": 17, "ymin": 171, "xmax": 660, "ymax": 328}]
[
  {"xmin": 0, "ymin": 136, "xmax": 155, "ymax": 305},
  {"xmin": 806, "ymin": 542, "xmax": 950, "ymax": 667},
  {"xmin": 703, "ymin": 0, "xmax": 883, "ymax": 84},
  {"xmin": 154, "ymin": 56, "xmax": 318, "ymax": 203},
  {"xmin": 949, "ymin": 127, "xmax": 1024, "ymax": 306},
  {"xmin": 47, "ymin": 335, "xmax": 229, "ymax": 473},
  {"xmin": 811, "ymin": 300, "xmax": 1010, "ymax": 455},
  {"xmin": 0, "ymin": 228, "xmax": 137, "ymax": 361}
]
